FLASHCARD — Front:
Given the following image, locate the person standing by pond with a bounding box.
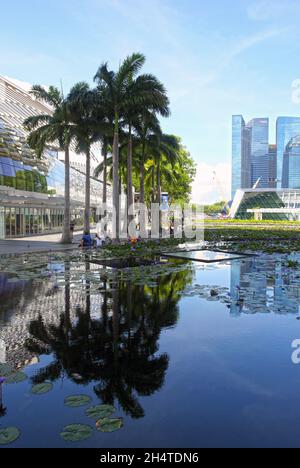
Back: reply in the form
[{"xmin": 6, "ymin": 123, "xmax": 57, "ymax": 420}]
[{"xmin": 80, "ymin": 231, "xmax": 93, "ymax": 248}]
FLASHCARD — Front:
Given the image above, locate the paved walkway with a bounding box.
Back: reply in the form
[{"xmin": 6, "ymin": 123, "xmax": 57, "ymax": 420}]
[{"xmin": 0, "ymin": 229, "xmax": 96, "ymax": 257}]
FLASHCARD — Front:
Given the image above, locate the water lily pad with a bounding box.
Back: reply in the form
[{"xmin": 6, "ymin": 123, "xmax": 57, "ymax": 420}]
[
  {"xmin": 64, "ymin": 394, "xmax": 92, "ymax": 407},
  {"xmin": 96, "ymin": 417, "xmax": 123, "ymax": 433},
  {"xmin": 86, "ymin": 404, "xmax": 116, "ymax": 420},
  {"xmin": 5, "ymin": 371, "xmax": 27, "ymax": 384},
  {"xmin": 0, "ymin": 363, "xmax": 13, "ymax": 377},
  {"xmin": 60, "ymin": 424, "xmax": 93, "ymax": 442},
  {"xmin": 0, "ymin": 427, "xmax": 20, "ymax": 445},
  {"xmin": 31, "ymin": 382, "xmax": 53, "ymax": 395}
]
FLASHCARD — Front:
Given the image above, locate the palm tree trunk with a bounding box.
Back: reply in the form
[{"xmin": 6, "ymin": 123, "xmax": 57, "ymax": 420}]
[
  {"xmin": 113, "ymin": 115, "xmax": 119, "ymax": 241},
  {"xmin": 139, "ymin": 142, "xmax": 146, "ymax": 237},
  {"xmin": 102, "ymin": 142, "xmax": 107, "ymax": 236},
  {"xmin": 157, "ymin": 160, "xmax": 162, "ymax": 236},
  {"xmin": 151, "ymin": 164, "xmax": 155, "ymax": 203},
  {"xmin": 139, "ymin": 153, "xmax": 145, "ymax": 205},
  {"xmin": 84, "ymin": 146, "xmax": 91, "ymax": 233},
  {"xmin": 127, "ymin": 124, "xmax": 134, "ymax": 234},
  {"xmin": 61, "ymin": 145, "xmax": 72, "ymax": 244}
]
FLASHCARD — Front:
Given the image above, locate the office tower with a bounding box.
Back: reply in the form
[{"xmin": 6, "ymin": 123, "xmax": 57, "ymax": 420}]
[
  {"xmin": 276, "ymin": 117, "xmax": 300, "ymax": 188},
  {"xmin": 232, "ymin": 116, "xmax": 269, "ymax": 198},
  {"xmin": 248, "ymin": 118, "xmax": 269, "ymax": 188},
  {"xmin": 282, "ymin": 136, "xmax": 300, "ymax": 189},
  {"xmin": 268, "ymin": 144, "xmax": 277, "ymax": 189},
  {"xmin": 231, "ymin": 115, "xmax": 251, "ymax": 199}
]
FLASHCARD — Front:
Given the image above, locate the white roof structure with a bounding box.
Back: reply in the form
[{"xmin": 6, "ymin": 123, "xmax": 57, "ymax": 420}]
[{"xmin": 0, "ymin": 75, "xmax": 102, "ymax": 176}]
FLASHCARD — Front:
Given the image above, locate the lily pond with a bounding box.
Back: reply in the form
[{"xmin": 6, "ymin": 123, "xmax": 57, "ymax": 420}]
[{"xmin": 1, "ymin": 249, "xmax": 300, "ymax": 448}]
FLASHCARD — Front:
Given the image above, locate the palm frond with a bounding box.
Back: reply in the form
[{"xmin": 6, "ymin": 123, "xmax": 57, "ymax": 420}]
[
  {"xmin": 30, "ymin": 85, "xmax": 62, "ymax": 108},
  {"xmin": 116, "ymin": 52, "xmax": 145, "ymax": 88}
]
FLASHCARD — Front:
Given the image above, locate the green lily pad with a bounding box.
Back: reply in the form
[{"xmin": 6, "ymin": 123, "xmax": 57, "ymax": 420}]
[
  {"xmin": 0, "ymin": 427, "xmax": 20, "ymax": 445},
  {"xmin": 86, "ymin": 404, "xmax": 116, "ymax": 420},
  {"xmin": 0, "ymin": 363, "xmax": 13, "ymax": 377},
  {"xmin": 64, "ymin": 394, "xmax": 92, "ymax": 407},
  {"xmin": 96, "ymin": 417, "xmax": 123, "ymax": 433},
  {"xmin": 5, "ymin": 371, "xmax": 27, "ymax": 384},
  {"xmin": 60, "ymin": 424, "xmax": 93, "ymax": 442},
  {"xmin": 31, "ymin": 382, "xmax": 53, "ymax": 395}
]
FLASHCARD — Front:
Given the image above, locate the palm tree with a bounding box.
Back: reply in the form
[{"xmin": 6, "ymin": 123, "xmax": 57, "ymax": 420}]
[
  {"xmin": 24, "ymin": 85, "xmax": 75, "ymax": 244},
  {"xmin": 123, "ymin": 75, "xmax": 170, "ymax": 232},
  {"xmin": 67, "ymin": 83, "xmax": 110, "ymax": 234},
  {"xmin": 94, "ymin": 53, "xmax": 147, "ymax": 240}
]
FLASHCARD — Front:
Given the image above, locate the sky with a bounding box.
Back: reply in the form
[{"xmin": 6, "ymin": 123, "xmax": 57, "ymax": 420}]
[{"xmin": 1, "ymin": 0, "xmax": 300, "ymax": 203}]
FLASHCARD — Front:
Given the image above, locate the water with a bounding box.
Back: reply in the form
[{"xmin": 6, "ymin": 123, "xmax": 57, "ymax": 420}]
[{"xmin": 1, "ymin": 251, "xmax": 300, "ymax": 448}]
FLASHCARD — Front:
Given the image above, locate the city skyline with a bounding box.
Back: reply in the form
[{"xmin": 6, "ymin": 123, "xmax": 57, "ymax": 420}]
[
  {"xmin": 2, "ymin": 0, "xmax": 300, "ymax": 204},
  {"xmin": 232, "ymin": 114, "xmax": 300, "ymax": 199}
]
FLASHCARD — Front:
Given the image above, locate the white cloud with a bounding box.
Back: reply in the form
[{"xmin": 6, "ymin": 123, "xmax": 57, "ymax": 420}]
[{"xmin": 192, "ymin": 162, "xmax": 231, "ymax": 205}]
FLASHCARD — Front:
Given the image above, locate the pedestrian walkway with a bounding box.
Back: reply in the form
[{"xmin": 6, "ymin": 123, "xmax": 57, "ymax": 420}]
[{"xmin": 0, "ymin": 229, "xmax": 96, "ymax": 257}]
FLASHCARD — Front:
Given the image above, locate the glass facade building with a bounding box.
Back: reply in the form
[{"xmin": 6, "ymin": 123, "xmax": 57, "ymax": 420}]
[
  {"xmin": 282, "ymin": 135, "xmax": 300, "ymax": 189},
  {"xmin": 231, "ymin": 116, "xmax": 252, "ymax": 199},
  {"xmin": 230, "ymin": 188, "xmax": 300, "ymax": 220},
  {"xmin": 276, "ymin": 117, "xmax": 300, "ymax": 188},
  {"xmin": 248, "ymin": 118, "xmax": 269, "ymax": 188},
  {"xmin": 0, "ymin": 75, "xmax": 111, "ymax": 239},
  {"xmin": 268, "ymin": 144, "xmax": 277, "ymax": 189},
  {"xmin": 232, "ymin": 115, "xmax": 271, "ymax": 199}
]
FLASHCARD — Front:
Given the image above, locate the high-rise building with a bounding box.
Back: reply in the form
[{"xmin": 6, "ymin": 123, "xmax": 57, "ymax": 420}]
[
  {"xmin": 268, "ymin": 144, "xmax": 277, "ymax": 189},
  {"xmin": 231, "ymin": 115, "xmax": 251, "ymax": 199},
  {"xmin": 276, "ymin": 117, "xmax": 300, "ymax": 188},
  {"xmin": 282, "ymin": 136, "xmax": 300, "ymax": 189},
  {"xmin": 231, "ymin": 116, "xmax": 270, "ymax": 198},
  {"xmin": 247, "ymin": 118, "xmax": 269, "ymax": 188}
]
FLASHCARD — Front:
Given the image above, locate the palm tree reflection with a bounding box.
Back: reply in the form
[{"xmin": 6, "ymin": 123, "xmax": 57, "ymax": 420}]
[{"xmin": 25, "ymin": 262, "xmax": 192, "ymax": 419}]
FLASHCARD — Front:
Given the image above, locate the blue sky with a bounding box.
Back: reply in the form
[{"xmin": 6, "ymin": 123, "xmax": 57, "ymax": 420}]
[{"xmin": 1, "ymin": 0, "xmax": 300, "ymax": 202}]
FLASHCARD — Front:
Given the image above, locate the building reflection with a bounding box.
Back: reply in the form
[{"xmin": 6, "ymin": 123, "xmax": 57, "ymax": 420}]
[
  {"xmin": 230, "ymin": 259, "xmax": 300, "ymax": 316},
  {"xmin": 24, "ymin": 265, "xmax": 192, "ymax": 419}
]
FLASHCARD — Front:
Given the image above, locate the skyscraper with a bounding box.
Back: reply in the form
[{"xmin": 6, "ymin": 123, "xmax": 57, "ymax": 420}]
[
  {"xmin": 231, "ymin": 115, "xmax": 269, "ymax": 198},
  {"xmin": 282, "ymin": 136, "xmax": 300, "ymax": 189},
  {"xmin": 231, "ymin": 115, "xmax": 251, "ymax": 199},
  {"xmin": 276, "ymin": 117, "xmax": 300, "ymax": 188},
  {"xmin": 268, "ymin": 144, "xmax": 277, "ymax": 189},
  {"xmin": 248, "ymin": 118, "xmax": 269, "ymax": 188}
]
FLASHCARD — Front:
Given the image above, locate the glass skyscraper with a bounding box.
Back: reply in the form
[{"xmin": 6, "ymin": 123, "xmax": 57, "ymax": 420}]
[
  {"xmin": 282, "ymin": 136, "xmax": 300, "ymax": 189},
  {"xmin": 232, "ymin": 116, "xmax": 244, "ymax": 199},
  {"xmin": 248, "ymin": 118, "xmax": 269, "ymax": 188},
  {"xmin": 276, "ymin": 117, "xmax": 300, "ymax": 188},
  {"xmin": 232, "ymin": 116, "xmax": 269, "ymax": 198}
]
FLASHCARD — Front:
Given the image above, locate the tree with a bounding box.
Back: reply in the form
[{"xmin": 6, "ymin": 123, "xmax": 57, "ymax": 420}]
[
  {"xmin": 24, "ymin": 85, "xmax": 75, "ymax": 244},
  {"xmin": 95, "ymin": 53, "xmax": 156, "ymax": 239},
  {"xmin": 67, "ymin": 83, "xmax": 110, "ymax": 234},
  {"xmin": 123, "ymin": 75, "xmax": 170, "ymax": 232}
]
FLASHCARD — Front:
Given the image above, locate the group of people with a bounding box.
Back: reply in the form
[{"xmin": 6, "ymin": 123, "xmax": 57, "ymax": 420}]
[{"xmin": 80, "ymin": 232, "xmax": 105, "ymax": 249}]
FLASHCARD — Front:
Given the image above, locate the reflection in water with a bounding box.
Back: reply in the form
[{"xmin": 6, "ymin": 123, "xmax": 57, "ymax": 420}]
[
  {"xmin": 230, "ymin": 258, "xmax": 300, "ymax": 316},
  {"xmin": 25, "ymin": 263, "xmax": 192, "ymax": 419}
]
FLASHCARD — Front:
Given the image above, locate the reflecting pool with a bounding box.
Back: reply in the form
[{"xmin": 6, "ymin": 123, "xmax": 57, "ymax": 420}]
[{"xmin": 1, "ymin": 251, "xmax": 300, "ymax": 448}]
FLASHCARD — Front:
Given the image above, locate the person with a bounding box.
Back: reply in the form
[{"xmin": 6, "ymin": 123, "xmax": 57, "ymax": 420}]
[
  {"xmin": 80, "ymin": 231, "xmax": 93, "ymax": 248},
  {"xmin": 94, "ymin": 233, "xmax": 104, "ymax": 248},
  {"xmin": 70, "ymin": 221, "xmax": 75, "ymax": 241}
]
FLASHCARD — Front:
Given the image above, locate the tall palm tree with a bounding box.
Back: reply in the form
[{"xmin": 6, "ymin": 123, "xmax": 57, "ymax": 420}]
[
  {"xmin": 67, "ymin": 83, "xmax": 110, "ymax": 234},
  {"xmin": 24, "ymin": 85, "xmax": 75, "ymax": 244},
  {"xmin": 124, "ymin": 75, "xmax": 170, "ymax": 232},
  {"xmin": 94, "ymin": 53, "xmax": 147, "ymax": 240}
]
